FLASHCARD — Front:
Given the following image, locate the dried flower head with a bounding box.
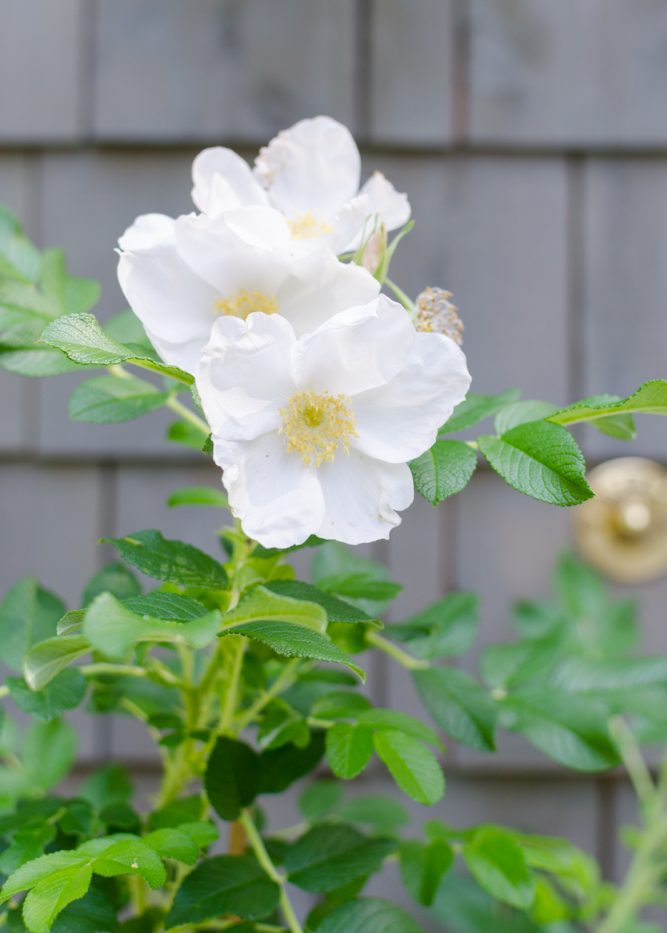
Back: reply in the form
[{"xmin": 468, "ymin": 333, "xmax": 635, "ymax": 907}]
[{"xmin": 415, "ymin": 287, "xmax": 463, "ymax": 345}]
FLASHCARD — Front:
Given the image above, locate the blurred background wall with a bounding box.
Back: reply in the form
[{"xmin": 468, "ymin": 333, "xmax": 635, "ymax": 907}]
[{"xmin": 1, "ymin": 0, "xmax": 667, "ymax": 896}]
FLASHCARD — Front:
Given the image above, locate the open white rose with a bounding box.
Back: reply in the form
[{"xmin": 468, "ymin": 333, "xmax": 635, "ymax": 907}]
[
  {"xmin": 191, "ymin": 116, "xmax": 410, "ymax": 254},
  {"xmin": 117, "ymin": 207, "xmax": 379, "ymax": 374},
  {"xmin": 196, "ymin": 296, "xmax": 471, "ymax": 548}
]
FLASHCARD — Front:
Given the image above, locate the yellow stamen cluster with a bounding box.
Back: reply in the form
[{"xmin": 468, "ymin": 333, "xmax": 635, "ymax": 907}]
[
  {"xmin": 213, "ymin": 289, "xmax": 279, "ymax": 319},
  {"xmin": 280, "ymin": 391, "xmax": 357, "ymax": 466},
  {"xmin": 415, "ymin": 287, "xmax": 464, "ymax": 345},
  {"xmin": 288, "ymin": 211, "xmax": 334, "ymax": 240}
]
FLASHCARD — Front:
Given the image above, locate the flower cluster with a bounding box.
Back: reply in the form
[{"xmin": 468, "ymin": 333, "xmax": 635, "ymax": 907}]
[{"xmin": 117, "ymin": 116, "xmax": 471, "ymax": 547}]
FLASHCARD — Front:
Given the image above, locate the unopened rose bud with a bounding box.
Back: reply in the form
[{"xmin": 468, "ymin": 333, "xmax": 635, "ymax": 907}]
[
  {"xmin": 362, "ymin": 224, "xmax": 387, "ymax": 276},
  {"xmin": 415, "ymin": 287, "xmax": 464, "ymax": 345}
]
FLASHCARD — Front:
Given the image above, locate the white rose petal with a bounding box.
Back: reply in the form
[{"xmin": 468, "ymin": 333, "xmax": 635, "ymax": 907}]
[{"xmin": 196, "ymin": 297, "xmax": 471, "ymax": 547}]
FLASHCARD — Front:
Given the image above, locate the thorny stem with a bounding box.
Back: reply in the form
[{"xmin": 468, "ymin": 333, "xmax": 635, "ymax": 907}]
[{"xmin": 240, "ymin": 811, "xmax": 303, "ymax": 933}]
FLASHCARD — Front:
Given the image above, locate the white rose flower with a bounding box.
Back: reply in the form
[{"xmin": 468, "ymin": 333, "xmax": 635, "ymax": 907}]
[
  {"xmin": 191, "ymin": 116, "xmax": 410, "ymax": 254},
  {"xmin": 196, "ymin": 296, "xmax": 471, "ymax": 548},
  {"xmin": 117, "ymin": 207, "xmax": 379, "ymax": 374}
]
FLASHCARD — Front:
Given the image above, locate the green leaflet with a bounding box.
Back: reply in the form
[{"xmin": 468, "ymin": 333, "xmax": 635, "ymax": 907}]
[
  {"xmin": 68, "ymin": 374, "xmax": 171, "ymax": 424},
  {"xmin": 315, "ymin": 897, "xmax": 423, "ymax": 933},
  {"xmin": 462, "ymin": 826, "xmax": 535, "ymax": 910},
  {"xmin": 410, "ymin": 440, "xmax": 477, "ymax": 505},
  {"xmin": 479, "ymin": 421, "xmax": 593, "ymax": 507},
  {"xmin": 105, "ymin": 529, "xmax": 228, "ymax": 588},
  {"xmin": 373, "ymin": 730, "xmax": 445, "ymax": 806},
  {"xmin": 439, "ymin": 388, "xmax": 521, "ymax": 435},
  {"xmin": 219, "ymin": 621, "xmax": 365, "ymax": 680},
  {"xmin": 549, "ymin": 380, "xmax": 667, "ymax": 426},
  {"xmin": 83, "ymin": 593, "xmax": 220, "ymax": 659},
  {"xmin": 414, "ymin": 667, "xmax": 496, "ymax": 752},
  {"xmin": 23, "ymin": 635, "xmax": 90, "ymax": 690},
  {"xmin": 285, "ymin": 824, "xmax": 394, "ymax": 893}
]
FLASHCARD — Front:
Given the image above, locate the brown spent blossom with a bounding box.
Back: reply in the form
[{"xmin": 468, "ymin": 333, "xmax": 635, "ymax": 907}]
[{"xmin": 415, "ymin": 287, "xmax": 464, "ymax": 345}]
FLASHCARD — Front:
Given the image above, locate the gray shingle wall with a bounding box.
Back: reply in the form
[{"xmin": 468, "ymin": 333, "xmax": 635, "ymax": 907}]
[{"xmin": 2, "ymin": 0, "xmax": 667, "ymax": 887}]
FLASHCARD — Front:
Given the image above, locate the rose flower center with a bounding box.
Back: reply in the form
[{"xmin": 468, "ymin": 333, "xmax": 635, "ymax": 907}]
[
  {"xmin": 213, "ymin": 289, "xmax": 279, "ymax": 319},
  {"xmin": 280, "ymin": 391, "xmax": 357, "ymax": 466},
  {"xmin": 288, "ymin": 211, "xmax": 333, "ymax": 240}
]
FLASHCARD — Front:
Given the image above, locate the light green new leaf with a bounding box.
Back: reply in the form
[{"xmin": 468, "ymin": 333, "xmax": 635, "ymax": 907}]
[
  {"xmin": 549, "ymin": 380, "xmax": 667, "ymax": 427},
  {"xmin": 105, "ymin": 529, "xmax": 228, "ymax": 588},
  {"xmin": 219, "ymin": 621, "xmax": 364, "ymax": 679},
  {"xmin": 373, "ymin": 730, "xmax": 444, "ymax": 805},
  {"xmin": 84, "ymin": 593, "xmax": 220, "ymax": 659},
  {"xmin": 41, "ymin": 312, "xmax": 136, "ymax": 366},
  {"xmin": 22, "ymin": 863, "xmax": 93, "ymax": 933},
  {"xmin": 479, "ymin": 420, "xmax": 593, "ymax": 507},
  {"xmin": 222, "ymin": 585, "xmax": 328, "ymax": 632},
  {"xmin": 167, "ymin": 485, "xmax": 229, "ymax": 509},
  {"xmin": 142, "ymin": 828, "xmax": 200, "ymax": 865},
  {"xmin": 69, "ymin": 374, "xmax": 170, "ymax": 423},
  {"xmin": 326, "ymin": 723, "xmax": 374, "ymax": 779},
  {"xmin": 494, "ymin": 400, "xmax": 559, "ymax": 434},
  {"xmin": 77, "ymin": 835, "xmax": 166, "ymax": 887},
  {"xmin": 285, "ymin": 824, "xmax": 394, "ymax": 893},
  {"xmin": 24, "ymin": 635, "xmax": 90, "ymax": 690},
  {"xmin": 410, "ymin": 439, "xmax": 477, "ymax": 505},
  {"xmin": 462, "ymin": 826, "xmax": 535, "ymax": 910},
  {"xmin": 440, "ymin": 389, "xmax": 521, "ymax": 435},
  {"xmin": 413, "ymin": 667, "xmax": 496, "ymax": 752},
  {"xmin": 0, "ymin": 577, "xmax": 65, "ymax": 672}
]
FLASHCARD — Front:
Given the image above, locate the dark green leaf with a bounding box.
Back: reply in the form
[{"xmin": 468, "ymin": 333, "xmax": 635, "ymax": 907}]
[
  {"xmin": 259, "ymin": 732, "xmax": 325, "ymax": 794},
  {"xmin": 205, "ymin": 737, "xmax": 260, "ymax": 821},
  {"xmin": 264, "ymin": 580, "xmax": 375, "ymax": 625},
  {"xmin": 414, "ymin": 667, "xmax": 496, "ymax": 751},
  {"xmin": 165, "ymin": 855, "xmax": 280, "ymax": 928},
  {"xmin": 315, "ymin": 897, "xmax": 422, "ymax": 933},
  {"xmin": 123, "ymin": 592, "xmax": 209, "ymax": 622},
  {"xmin": 286, "ymin": 824, "xmax": 394, "ymax": 892},
  {"xmin": 105, "ymin": 529, "xmax": 228, "ymax": 588}
]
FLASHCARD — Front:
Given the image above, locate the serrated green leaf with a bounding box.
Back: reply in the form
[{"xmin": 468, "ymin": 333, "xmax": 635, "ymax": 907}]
[
  {"xmin": 264, "ymin": 580, "xmax": 375, "ymax": 625},
  {"xmin": 414, "ymin": 667, "xmax": 496, "ymax": 752},
  {"xmin": 165, "ymin": 855, "xmax": 280, "ymax": 928},
  {"xmin": 69, "ymin": 374, "xmax": 170, "ymax": 423},
  {"xmin": 8, "ymin": 670, "xmax": 86, "ymax": 720},
  {"xmin": 494, "ymin": 400, "xmax": 559, "ymax": 434},
  {"xmin": 23, "ymin": 635, "xmax": 90, "ymax": 690},
  {"xmin": 549, "ymin": 380, "xmax": 667, "ymax": 426},
  {"xmin": 219, "ymin": 621, "xmax": 364, "ymax": 679},
  {"xmin": 316, "ymin": 573, "xmax": 402, "ymax": 602},
  {"xmin": 22, "ymin": 863, "xmax": 92, "ymax": 933},
  {"xmin": 205, "ymin": 737, "xmax": 260, "ymax": 821},
  {"xmin": 356, "ymin": 709, "xmax": 441, "ymax": 747},
  {"xmin": 41, "ymin": 312, "xmax": 135, "ymax": 366},
  {"xmin": 285, "ymin": 824, "xmax": 394, "ymax": 893},
  {"xmin": 479, "ymin": 421, "xmax": 593, "ymax": 507},
  {"xmin": 222, "ymin": 585, "xmax": 327, "ymax": 632},
  {"xmin": 410, "ymin": 440, "xmax": 477, "ymax": 505},
  {"xmin": 82, "ymin": 561, "xmax": 141, "ymax": 606},
  {"xmin": 315, "ymin": 896, "xmax": 423, "ymax": 933},
  {"xmin": 326, "ymin": 723, "xmax": 374, "ymax": 779},
  {"xmin": 0, "ymin": 348, "xmax": 80, "ymax": 377},
  {"xmin": 387, "ymin": 593, "xmax": 478, "ymax": 660},
  {"xmin": 554, "ymin": 656, "xmax": 667, "ymax": 694},
  {"xmin": 499, "ymin": 689, "xmax": 620, "ymax": 771},
  {"xmin": 83, "ymin": 593, "xmax": 220, "ymax": 659},
  {"xmin": 373, "ymin": 730, "xmax": 444, "ymax": 805},
  {"xmin": 77, "ymin": 835, "xmax": 166, "ymax": 887},
  {"xmin": 0, "ymin": 578, "xmax": 65, "ymax": 672},
  {"xmin": 123, "ymin": 591, "xmax": 209, "ymax": 622},
  {"xmin": 440, "ymin": 389, "xmax": 521, "ymax": 435},
  {"xmin": 142, "ymin": 828, "xmax": 199, "ymax": 865},
  {"xmin": 462, "ymin": 826, "xmax": 535, "ymax": 910},
  {"xmin": 105, "ymin": 529, "xmax": 228, "ymax": 588}
]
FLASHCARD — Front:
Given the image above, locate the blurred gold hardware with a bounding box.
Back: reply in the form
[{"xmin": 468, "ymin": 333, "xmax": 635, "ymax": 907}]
[{"xmin": 573, "ymin": 457, "xmax": 667, "ymax": 584}]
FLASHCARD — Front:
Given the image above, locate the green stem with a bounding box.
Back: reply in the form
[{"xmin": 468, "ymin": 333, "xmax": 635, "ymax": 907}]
[
  {"xmin": 385, "ymin": 277, "xmax": 415, "ymax": 315},
  {"xmin": 610, "ymin": 717, "xmax": 655, "ymax": 812},
  {"xmin": 80, "ymin": 663, "xmax": 148, "ymax": 679},
  {"xmin": 128, "ymin": 356, "xmax": 193, "ymax": 386},
  {"xmin": 166, "ymin": 396, "xmax": 210, "ymax": 435},
  {"xmin": 366, "ymin": 630, "xmax": 430, "ymax": 670},
  {"xmin": 236, "ymin": 658, "xmax": 300, "ymax": 731},
  {"xmin": 240, "ymin": 811, "xmax": 303, "ymax": 933},
  {"xmin": 219, "ymin": 638, "xmax": 246, "ymax": 734}
]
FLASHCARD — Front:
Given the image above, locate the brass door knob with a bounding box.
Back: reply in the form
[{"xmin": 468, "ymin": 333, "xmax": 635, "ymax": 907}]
[{"xmin": 573, "ymin": 457, "xmax": 667, "ymax": 584}]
